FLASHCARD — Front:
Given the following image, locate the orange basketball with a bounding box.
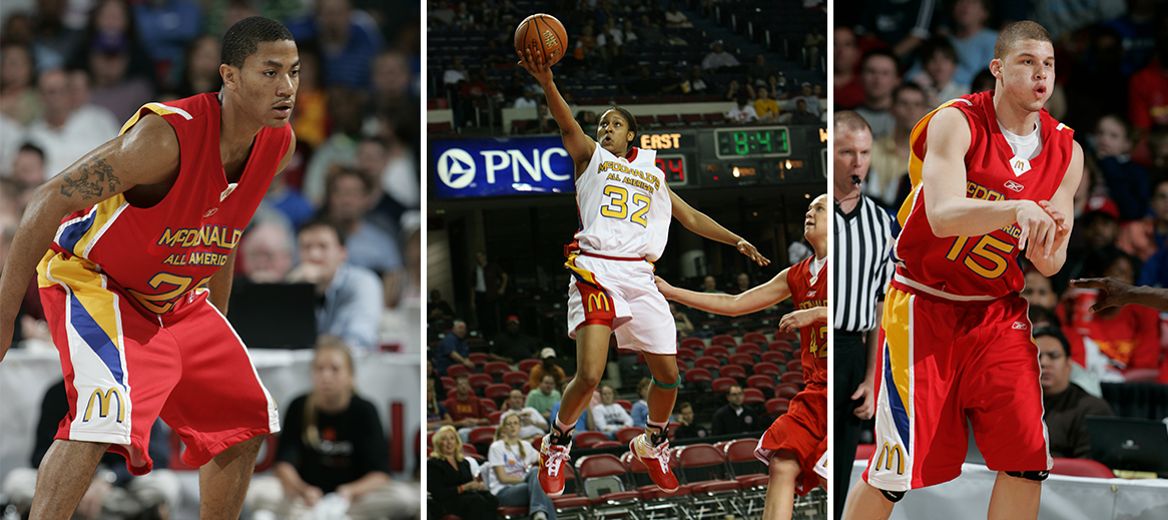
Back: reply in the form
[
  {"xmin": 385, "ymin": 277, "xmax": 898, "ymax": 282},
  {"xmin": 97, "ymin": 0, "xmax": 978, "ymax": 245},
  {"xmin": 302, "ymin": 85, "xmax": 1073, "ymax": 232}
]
[{"xmin": 514, "ymin": 14, "xmax": 568, "ymax": 66}]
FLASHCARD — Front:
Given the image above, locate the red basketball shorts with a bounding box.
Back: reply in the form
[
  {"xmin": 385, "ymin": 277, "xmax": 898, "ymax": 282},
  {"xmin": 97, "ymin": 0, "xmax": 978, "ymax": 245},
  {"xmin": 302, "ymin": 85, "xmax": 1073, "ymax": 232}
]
[
  {"xmin": 862, "ymin": 278, "xmax": 1050, "ymax": 491},
  {"xmin": 755, "ymin": 384, "xmax": 827, "ymax": 495},
  {"xmin": 38, "ymin": 252, "xmax": 279, "ymax": 475}
]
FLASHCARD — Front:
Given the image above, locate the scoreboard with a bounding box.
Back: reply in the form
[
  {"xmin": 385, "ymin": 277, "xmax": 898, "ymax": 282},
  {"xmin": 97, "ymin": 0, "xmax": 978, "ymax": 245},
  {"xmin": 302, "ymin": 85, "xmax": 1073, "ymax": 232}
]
[{"xmin": 635, "ymin": 126, "xmax": 826, "ymax": 188}]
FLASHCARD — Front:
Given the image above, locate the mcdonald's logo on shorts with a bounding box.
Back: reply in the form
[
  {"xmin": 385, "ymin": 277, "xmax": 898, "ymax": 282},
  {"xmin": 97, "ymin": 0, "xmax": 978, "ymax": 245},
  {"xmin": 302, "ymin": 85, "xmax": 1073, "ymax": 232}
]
[
  {"xmin": 586, "ymin": 292, "xmax": 612, "ymax": 313},
  {"xmin": 83, "ymin": 387, "xmax": 126, "ymax": 423},
  {"xmin": 875, "ymin": 442, "xmax": 906, "ymax": 476}
]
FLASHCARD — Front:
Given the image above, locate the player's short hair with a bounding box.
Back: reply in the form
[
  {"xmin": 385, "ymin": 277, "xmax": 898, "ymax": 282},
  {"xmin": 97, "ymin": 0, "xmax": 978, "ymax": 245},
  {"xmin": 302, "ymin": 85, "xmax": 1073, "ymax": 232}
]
[
  {"xmin": 834, "ymin": 110, "xmax": 872, "ymax": 134},
  {"xmin": 1032, "ymin": 326, "xmax": 1071, "ymax": 358},
  {"xmin": 220, "ymin": 16, "xmax": 294, "ymax": 68},
  {"xmin": 994, "ymin": 21, "xmax": 1052, "ymax": 59},
  {"xmin": 601, "ymin": 105, "xmax": 638, "ymax": 136},
  {"xmin": 298, "ymin": 217, "xmax": 348, "ymax": 246}
]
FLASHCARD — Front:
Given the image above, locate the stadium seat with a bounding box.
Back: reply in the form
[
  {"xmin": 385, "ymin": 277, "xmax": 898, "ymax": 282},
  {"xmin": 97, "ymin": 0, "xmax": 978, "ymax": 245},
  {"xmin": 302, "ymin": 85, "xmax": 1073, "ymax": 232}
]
[
  {"xmin": 590, "ymin": 440, "xmax": 623, "ymax": 450},
  {"xmin": 701, "ymin": 112, "xmax": 723, "ymax": 124},
  {"xmin": 677, "ymin": 347, "xmax": 698, "ymax": 361},
  {"xmin": 440, "ymin": 376, "xmax": 456, "ymax": 392},
  {"xmin": 462, "ymin": 443, "xmax": 479, "ymax": 456},
  {"xmin": 754, "ymin": 362, "xmax": 782, "ymax": 376},
  {"xmin": 680, "ymin": 337, "xmax": 705, "ymax": 351},
  {"xmin": 498, "ymin": 505, "xmax": 529, "ymax": 519},
  {"xmin": 681, "ymin": 113, "xmax": 703, "ymax": 126},
  {"xmin": 576, "ymin": 454, "xmax": 641, "ymax": 504},
  {"xmin": 468, "ymin": 353, "xmax": 489, "ymax": 365},
  {"xmin": 769, "ymin": 340, "xmax": 794, "ymax": 354},
  {"xmin": 685, "ymin": 368, "xmax": 713, "ymax": 384},
  {"xmin": 765, "ymin": 398, "xmax": 790, "ymax": 416},
  {"xmin": 483, "ymin": 361, "xmax": 511, "ymax": 379},
  {"xmin": 694, "ymin": 356, "xmax": 721, "ymax": 369},
  {"xmin": 518, "ymin": 359, "xmax": 541, "ymax": 373},
  {"xmin": 743, "ymin": 332, "xmax": 768, "ymax": 345},
  {"xmin": 711, "ymin": 335, "xmax": 736, "ymax": 348},
  {"xmin": 761, "ymin": 351, "xmax": 786, "ymax": 364},
  {"xmin": 469, "ymin": 373, "xmax": 493, "ymax": 392},
  {"xmin": 502, "ymin": 371, "xmax": 528, "ymax": 387},
  {"xmin": 575, "ymin": 431, "xmax": 612, "ymax": 448},
  {"xmin": 787, "ymin": 360, "xmax": 803, "ymax": 373},
  {"xmin": 1051, "ymin": 458, "xmax": 1115, "ymax": 478},
  {"xmin": 723, "ymin": 437, "xmax": 768, "ymax": 486},
  {"xmin": 657, "ymin": 114, "xmax": 681, "ymax": 126},
  {"xmin": 720, "ymin": 364, "xmax": 747, "ymax": 380},
  {"xmin": 617, "ymin": 399, "xmax": 633, "ymax": 412},
  {"xmin": 484, "ymin": 383, "xmax": 512, "ymax": 402},
  {"xmin": 446, "ymin": 364, "xmax": 470, "ymax": 378},
  {"xmin": 712, "ymin": 377, "xmax": 738, "ymax": 393},
  {"xmin": 747, "ymin": 374, "xmax": 776, "ymax": 392},
  {"xmin": 705, "ymin": 345, "xmax": 731, "ymax": 358},
  {"xmin": 479, "ymin": 397, "xmax": 498, "ymax": 414},
  {"xmin": 487, "ymin": 410, "xmax": 504, "ymax": 424},
  {"xmin": 676, "ymin": 444, "xmax": 741, "ymax": 495},
  {"xmin": 775, "ymin": 384, "xmax": 800, "ymax": 399},
  {"xmin": 735, "ymin": 343, "xmax": 761, "ymax": 357},
  {"xmin": 780, "ymin": 372, "xmax": 803, "ymax": 384},
  {"xmin": 742, "ymin": 388, "xmax": 766, "ymax": 405},
  {"xmin": 615, "ymin": 427, "xmax": 643, "ymax": 445},
  {"xmin": 427, "ymin": 121, "xmax": 453, "ymax": 134},
  {"xmin": 468, "ymin": 426, "xmax": 496, "ymax": 453}
]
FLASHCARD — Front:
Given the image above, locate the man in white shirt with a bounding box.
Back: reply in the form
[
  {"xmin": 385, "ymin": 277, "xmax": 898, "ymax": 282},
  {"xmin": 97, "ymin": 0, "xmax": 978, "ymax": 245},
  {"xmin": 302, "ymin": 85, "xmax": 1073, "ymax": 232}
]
[
  {"xmin": 26, "ymin": 69, "xmax": 118, "ymax": 177},
  {"xmin": 702, "ymin": 41, "xmax": 740, "ymax": 71},
  {"xmin": 501, "ymin": 390, "xmax": 548, "ymax": 439},
  {"xmin": 726, "ymin": 96, "xmax": 759, "ymax": 123},
  {"xmin": 591, "ymin": 385, "xmax": 633, "ymax": 434}
]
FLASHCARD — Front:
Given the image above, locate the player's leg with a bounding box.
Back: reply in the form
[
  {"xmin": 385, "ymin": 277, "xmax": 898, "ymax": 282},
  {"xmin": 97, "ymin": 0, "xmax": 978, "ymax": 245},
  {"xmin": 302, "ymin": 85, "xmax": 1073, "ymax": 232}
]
[
  {"xmin": 987, "ymin": 472, "xmax": 1041, "ymax": 520},
  {"xmin": 629, "ymin": 352, "xmax": 680, "ymax": 491},
  {"xmin": 28, "ymin": 440, "xmax": 109, "ymax": 520},
  {"xmin": 198, "ymin": 435, "xmax": 265, "ymax": 518},
  {"xmin": 840, "ymin": 481, "xmax": 894, "ymax": 520},
  {"xmin": 539, "ymin": 322, "xmax": 610, "ymax": 495},
  {"xmin": 761, "ymin": 454, "xmax": 800, "ymax": 520}
]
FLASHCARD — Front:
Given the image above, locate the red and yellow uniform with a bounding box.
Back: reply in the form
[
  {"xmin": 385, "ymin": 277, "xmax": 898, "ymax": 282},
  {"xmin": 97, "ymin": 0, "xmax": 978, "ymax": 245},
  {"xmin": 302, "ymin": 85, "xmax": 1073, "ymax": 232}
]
[
  {"xmin": 755, "ymin": 254, "xmax": 827, "ymax": 494},
  {"xmin": 36, "ymin": 93, "xmax": 291, "ymax": 474},
  {"xmin": 864, "ymin": 91, "xmax": 1074, "ymax": 491}
]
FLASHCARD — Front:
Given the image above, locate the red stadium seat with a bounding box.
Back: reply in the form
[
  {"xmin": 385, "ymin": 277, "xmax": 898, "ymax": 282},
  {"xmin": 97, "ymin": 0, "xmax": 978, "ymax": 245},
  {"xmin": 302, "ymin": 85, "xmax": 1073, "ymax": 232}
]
[
  {"xmin": 677, "ymin": 347, "xmax": 698, "ymax": 361},
  {"xmin": 479, "ymin": 397, "xmax": 498, "ymax": 414},
  {"xmin": 685, "ymin": 368, "xmax": 713, "ymax": 384},
  {"xmin": 498, "ymin": 505, "xmax": 529, "ymax": 518},
  {"xmin": 719, "ymin": 364, "xmax": 747, "ymax": 380},
  {"xmin": 463, "ymin": 443, "xmax": 479, "ymax": 456},
  {"xmin": 1051, "ymin": 458, "xmax": 1115, "ymax": 478},
  {"xmin": 761, "ymin": 351, "xmax": 786, "ymax": 364},
  {"xmin": 657, "ymin": 114, "xmax": 681, "ymax": 126},
  {"xmin": 677, "ymin": 444, "xmax": 740, "ymax": 493},
  {"xmin": 694, "ymin": 356, "xmax": 720, "ymax": 369},
  {"xmin": 576, "ymin": 454, "xmax": 639, "ymax": 503},
  {"xmin": 742, "ymin": 388, "xmax": 766, "ymax": 405},
  {"xmin": 680, "ymin": 337, "xmax": 705, "ymax": 351},
  {"xmin": 787, "ymin": 360, "xmax": 803, "ymax": 373},
  {"xmin": 743, "ymin": 332, "xmax": 768, "ymax": 345},
  {"xmin": 780, "ymin": 372, "xmax": 803, "ymax": 384},
  {"xmin": 775, "ymin": 384, "xmax": 800, "ymax": 399},
  {"xmin": 488, "ymin": 410, "xmax": 504, "ymax": 424},
  {"xmin": 590, "ymin": 440, "xmax": 623, "ymax": 450},
  {"xmin": 483, "ymin": 361, "xmax": 511, "ymax": 378},
  {"xmin": 722, "ymin": 438, "xmax": 767, "ymax": 486},
  {"xmin": 518, "ymin": 359, "xmax": 541, "ymax": 373},
  {"xmin": 575, "ymin": 431, "xmax": 611, "ymax": 448},
  {"xmin": 746, "ymin": 374, "xmax": 776, "ymax": 392},
  {"xmin": 469, "ymin": 353, "xmax": 489, "ymax": 365},
  {"xmin": 736, "ymin": 342, "xmax": 761, "ymax": 356},
  {"xmin": 701, "ymin": 112, "xmax": 723, "ymax": 124},
  {"xmin": 446, "ymin": 364, "xmax": 470, "ymax": 378},
  {"xmin": 615, "ymin": 427, "xmax": 643, "ymax": 445},
  {"xmin": 711, "ymin": 377, "xmax": 737, "ymax": 393},
  {"xmin": 705, "ymin": 345, "xmax": 730, "ymax": 358},
  {"xmin": 469, "ymin": 373, "xmax": 493, "ymax": 392},
  {"xmin": 440, "ymin": 376, "xmax": 456, "ymax": 391},
  {"xmin": 502, "ymin": 371, "xmax": 528, "ymax": 387},
  {"xmin": 765, "ymin": 398, "xmax": 790, "ymax": 416},
  {"xmin": 468, "ymin": 426, "xmax": 496, "ymax": 446},
  {"xmin": 728, "ymin": 353, "xmax": 754, "ymax": 367},
  {"xmin": 484, "ymin": 383, "xmax": 512, "ymax": 401},
  {"xmin": 617, "ymin": 399, "xmax": 633, "ymax": 412},
  {"xmin": 754, "ymin": 362, "xmax": 781, "ymax": 376},
  {"xmin": 769, "ymin": 340, "xmax": 794, "ymax": 353},
  {"xmin": 711, "ymin": 334, "xmax": 736, "ymax": 347}
]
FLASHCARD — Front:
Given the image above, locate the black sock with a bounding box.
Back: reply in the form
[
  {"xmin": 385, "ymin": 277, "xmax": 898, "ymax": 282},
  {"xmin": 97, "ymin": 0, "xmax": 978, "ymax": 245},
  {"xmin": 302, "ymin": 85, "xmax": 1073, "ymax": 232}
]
[
  {"xmin": 647, "ymin": 421, "xmax": 669, "ymax": 445},
  {"xmin": 551, "ymin": 420, "xmax": 575, "ymax": 445}
]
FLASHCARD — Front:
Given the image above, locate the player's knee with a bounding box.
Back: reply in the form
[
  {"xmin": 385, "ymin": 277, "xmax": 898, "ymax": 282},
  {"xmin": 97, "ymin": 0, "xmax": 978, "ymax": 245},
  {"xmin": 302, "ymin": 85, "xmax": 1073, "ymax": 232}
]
[
  {"xmin": 574, "ymin": 369, "xmax": 603, "ymax": 389},
  {"xmin": 768, "ymin": 457, "xmax": 800, "ymax": 479},
  {"xmin": 1004, "ymin": 470, "xmax": 1049, "ymax": 483}
]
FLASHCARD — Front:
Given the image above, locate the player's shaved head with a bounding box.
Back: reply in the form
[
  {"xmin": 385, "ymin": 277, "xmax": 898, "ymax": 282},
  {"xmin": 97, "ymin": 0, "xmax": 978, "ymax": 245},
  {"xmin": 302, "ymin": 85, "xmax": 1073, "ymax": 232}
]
[
  {"xmin": 834, "ymin": 110, "xmax": 871, "ymax": 134},
  {"xmin": 994, "ymin": 21, "xmax": 1051, "ymax": 59},
  {"xmin": 221, "ymin": 16, "xmax": 294, "ymax": 68}
]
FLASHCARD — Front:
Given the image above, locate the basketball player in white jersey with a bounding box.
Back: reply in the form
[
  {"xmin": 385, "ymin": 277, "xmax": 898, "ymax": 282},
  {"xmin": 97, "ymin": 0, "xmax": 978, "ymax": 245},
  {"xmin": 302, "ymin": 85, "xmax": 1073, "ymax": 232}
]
[{"xmin": 518, "ymin": 44, "xmax": 770, "ymax": 495}]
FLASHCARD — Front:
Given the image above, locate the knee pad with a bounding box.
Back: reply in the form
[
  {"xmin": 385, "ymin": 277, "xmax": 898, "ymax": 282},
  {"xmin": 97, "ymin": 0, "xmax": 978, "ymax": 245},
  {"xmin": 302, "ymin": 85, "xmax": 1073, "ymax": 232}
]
[
  {"xmin": 651, "ymin": 374, "xmax": 681, "ymax": 390},
  {"xmin": 1005, "ymin": 470, "xmax": 1049, "ymax": 482},
  {"xmin": 880, "ymin": 489, "xmax": 906, "ymax": 503}
]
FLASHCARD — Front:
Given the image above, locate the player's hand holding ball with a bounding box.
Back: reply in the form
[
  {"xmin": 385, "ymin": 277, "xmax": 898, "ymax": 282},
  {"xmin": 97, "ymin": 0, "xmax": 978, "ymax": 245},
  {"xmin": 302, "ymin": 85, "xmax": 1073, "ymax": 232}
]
[
  {"xmin": 515, "ymin": 14, "xmax": 567, "ymax": 86},
  {"xmin": 736, "ymin": 240, "xmax": 771, "ymax": 267}
]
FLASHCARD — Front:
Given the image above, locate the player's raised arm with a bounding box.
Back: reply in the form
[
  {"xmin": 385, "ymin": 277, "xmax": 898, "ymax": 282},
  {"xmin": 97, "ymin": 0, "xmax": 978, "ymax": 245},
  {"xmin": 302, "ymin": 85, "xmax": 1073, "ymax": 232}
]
[
  {"xmin": 517, "ymin": 44, "xmax": 595, "ymax": 173},
  {"xmin": 667, "ymin": 187, "xmax": 770, "ymax": 266},
  {"xmin": 0, "ymin": 114, "xmax": 179, "ymax": 359},
  {"xmin": 921, "ymin": 108, "xmax": 1055, "ymax": 251},
  {"xmin": 655, "ymin": 271, "xmax": 789, "ymax": 317}
]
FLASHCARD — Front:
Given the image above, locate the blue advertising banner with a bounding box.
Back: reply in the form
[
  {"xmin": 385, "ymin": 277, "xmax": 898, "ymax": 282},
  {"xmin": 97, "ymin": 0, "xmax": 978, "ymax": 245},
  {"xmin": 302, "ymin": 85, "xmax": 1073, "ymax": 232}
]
[{"xmin": 432, "ymin": 136, "xmax": 576, "ymax": 199}]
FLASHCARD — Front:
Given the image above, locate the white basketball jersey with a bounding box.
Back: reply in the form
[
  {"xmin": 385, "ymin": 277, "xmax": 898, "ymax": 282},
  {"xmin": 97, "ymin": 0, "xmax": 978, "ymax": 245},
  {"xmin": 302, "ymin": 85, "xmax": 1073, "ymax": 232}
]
[{"xmin": 573, "ymin": 145, "xmax": 672, "ymax": 261}]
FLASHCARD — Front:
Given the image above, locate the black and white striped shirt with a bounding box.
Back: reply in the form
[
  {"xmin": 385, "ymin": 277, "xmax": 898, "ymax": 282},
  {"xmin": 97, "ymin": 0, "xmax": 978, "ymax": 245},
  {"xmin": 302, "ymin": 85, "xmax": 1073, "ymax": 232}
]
[{"xmin": 833, "ymin": 196, "xmax": 896, "ymax": 332}]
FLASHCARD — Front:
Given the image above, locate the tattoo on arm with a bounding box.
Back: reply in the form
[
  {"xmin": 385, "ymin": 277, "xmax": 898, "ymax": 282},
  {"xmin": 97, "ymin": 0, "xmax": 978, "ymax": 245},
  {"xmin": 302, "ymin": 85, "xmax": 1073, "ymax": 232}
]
[{"xmin": 59, "ymin": 157, "xmax": 120, "ymax": 199}]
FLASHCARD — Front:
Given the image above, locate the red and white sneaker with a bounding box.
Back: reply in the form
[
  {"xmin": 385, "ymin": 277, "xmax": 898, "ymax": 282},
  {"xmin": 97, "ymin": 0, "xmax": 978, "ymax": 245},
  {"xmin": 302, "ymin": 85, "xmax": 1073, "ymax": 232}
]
[
  {"xmin": 630, "ymin": 433, "xmax": 679, "ymax": 493},
  {"xmin": 538, "ymin": 433, "xmax": 573, "ymax": 496}
]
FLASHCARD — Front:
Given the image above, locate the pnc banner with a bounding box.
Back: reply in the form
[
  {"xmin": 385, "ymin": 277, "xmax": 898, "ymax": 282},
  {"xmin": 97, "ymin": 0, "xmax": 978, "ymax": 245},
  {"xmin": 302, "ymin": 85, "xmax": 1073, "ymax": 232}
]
[{"xmin": 432, "ymin": 136, "xmax": 576, "ymax": 199}]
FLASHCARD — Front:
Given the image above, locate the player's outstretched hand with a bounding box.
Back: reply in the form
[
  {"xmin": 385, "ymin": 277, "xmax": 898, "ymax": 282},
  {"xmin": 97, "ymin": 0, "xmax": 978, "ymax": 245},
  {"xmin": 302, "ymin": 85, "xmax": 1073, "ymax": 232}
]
[
  {"xmin": 778, "ymin": 308, "xmax": 821, "ymax": 332},
  {"xmin": 851, "ymin": 379, "xmax": 875, "ymax": 420},
  {"xmin": 1070, "ymin": 277, "xmax": 1135, "ymax": 312},
  {"xmin": 1015, "ymin": 200, "xmax": 1055, "ymax": 254},
  {"xmin": 736, "ymin": 240, "xmax": 770, "ymax": 267},
  {"xmin": 654, "ymin": 276, "xmax": 677, "ymax": 299},
  {"xmin": 517, "ymin": 43, "xmax": 553, "ymax": 85}
]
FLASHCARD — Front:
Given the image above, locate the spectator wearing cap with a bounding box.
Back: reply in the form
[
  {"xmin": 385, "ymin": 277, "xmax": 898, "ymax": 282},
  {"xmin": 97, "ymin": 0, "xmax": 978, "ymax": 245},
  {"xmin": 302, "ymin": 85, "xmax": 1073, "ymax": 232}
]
[
  {"xmin": 1036, "ymin": 327, "xmax": 1115, "ymax": 458},
  {"xmin": 525, "ymin": 374, "xmax": 562, "ymax": 422},
  {"xmin": 490, "ymin": 315, "xmax": 538, "ymax": 364},
  {"xmin": 1119, "ymin": 180, "xmax": 1168, "ymax": 262},
  {"xmin": 527, "ymin": 348, "xmax": 567, "ymax": 390},
  {"xmin": 702, "ymin": 41, "xmax": 740, "ymax": 71},
  {"xmin": 434, "ymin": 320, "xmax": 474, "ymax": 376}
]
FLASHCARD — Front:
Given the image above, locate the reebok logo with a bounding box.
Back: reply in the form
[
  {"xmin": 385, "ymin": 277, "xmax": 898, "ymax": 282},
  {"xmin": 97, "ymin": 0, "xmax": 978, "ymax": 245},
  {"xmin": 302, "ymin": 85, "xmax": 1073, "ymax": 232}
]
[
  {"xmin": 1012, "ymin": 321, "xmax": 1028, "ymax": 330},
  {"xmin": 1004, "ymin": 180, "xmax": 1024, "ymax": 192}
]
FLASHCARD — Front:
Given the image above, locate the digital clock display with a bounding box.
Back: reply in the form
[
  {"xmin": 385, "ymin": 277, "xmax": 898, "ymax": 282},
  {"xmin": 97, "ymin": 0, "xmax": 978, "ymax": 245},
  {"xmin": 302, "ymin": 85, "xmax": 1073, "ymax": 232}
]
[
  {"xmin": 655, "ymin": 154, "xmax": 687, "ymax": 186},
  {"xmin": 714, "ymin": 127, "xmax": 791, "ymax": 159}
]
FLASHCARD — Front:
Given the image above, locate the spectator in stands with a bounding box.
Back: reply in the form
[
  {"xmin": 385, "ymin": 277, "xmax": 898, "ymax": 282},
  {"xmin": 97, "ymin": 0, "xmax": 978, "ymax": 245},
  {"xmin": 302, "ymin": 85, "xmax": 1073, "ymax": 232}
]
[
  {"xmin": 637, "ymin": 14, "xmax": 668, "ymax": 47},
  {"xmin": 528, "ymin": 348, "xmax": 568, "ymax": 389},
  {"xmin": 790, "ymin": 98, "xmax": 820, "ymax": 124},
  {"xmin": 435, "ymin": 319, "xmax": 473, "ymax": 375},
  {"xmin": 702, "ymin": 40, "xmax": 740, "ymax": 71},
  {"xmin": 1079, "ymin": 253, "xmax": 1163, "ymax": 381},
  {"xmin": 750, "ymin": 53, "xmax": 775, "ymax": 81},
  {"xmin": 68, "ymin": 0, "xmax": 158, "ymax": 120},
  {"xmin": 428, "ymin": 378, "xmax": 453, "ymax": 432},
  {"xmin": 428, "ymin": 425, "xmax": 497, "ymax": 520},
  {"xmin": 132, "ymin": 0, "xmax": 201, "ymax": 88},
  {"xmin": 664, "ymin": 5, "xmax": 693, "ymax": 29},
  {"xmin": 867, "ymin": 83, "xmax": 929, "ymax": 207},
  {"xmin": 10, "ymin": 143, "xmax": 47, "ymax": 197},
  {"xmin": 803, "ymin": 31, "xmax": 825, "ymax": 70},
  {"xmin": 591, "ymin": 385, "xmax": 633, "ymax": 434},
  {"xmin": 284, "ymin": 46, "xmax": 329, "ymax": 149},
  {"xmin": 671, "ymin": 302, "xmax": 695, "ymax": 337},
  {"xmin": 1063, "ymin": 197, "xmax": 1123, "ymax": 286},
  {"xmin": 702, "ymin": 275, "xmax": 723, "ymax": 293},
  {"xmin": 428, "ymin": 289, "xmax": 455, "ymax": 321},
  {"xmin": 254, "ymin": 338, "xmax": 417, "ymax": 519},
  {"xmin": 673, "ymin": 402, "xmax": 708, "ymax": 439},
  {"xmin": 471, "ymin": 250, "xmax": 508, "ymax": 338},
  {"xmin": 711, "ymin": 385, "xmax": 759, "ymax": 436},
  {"xmin": 491, "ymin": 314, "xmax": 537, "ymax": 363},
  {"xmin": 1, "ymin": 379, "xmax": 179, "ymax": 519},
  {"xmin": 855, "ymin": 50, "xmax": 900, "ymax": 139},
  {"xmin": 174, "ymin": 35, "xmax": 222, "ymax": 98},
  {"xmin": 1128, "ymin": 21, "xmax": 1168, "ymax": 131},
  {"xmin": 289, "ymin": 0, "xmax": 382, "ymax": 88},
  {"xmin": 834, "ymin": 26, "xmax": 864, "ymax": 110},
  {"xmin": 239, "ymin": 219, "xmax": 295, "ymax": 283},
  {"xmin": 947, "ymin": 0, "xmax": 997, "ymax": 86},
  {"xmin": 1119, "ymin": 180, "xmax": 1168, "ymax": 262},
  {"xmin": 303, "ymin": 87, "xmax": 367, "ymax": 204},
  {"xmin": 446, "ymin": 375, "xmax": 489, "ymax": 435},
  {"xmin": 679, "ymin": 65, "xmax": 709, "ymax": 95},
  {"xmin": 319, "ymin": 166, "xmax": 403, "ymax": 276},
  {"xmin": 630, "ymin": 378, "xmax": 651, "ymax": 428},
  {"xmin": 288, "ymin": 219, "xmax": 384, "ymax": 351},
  {"xmin": 855, "ymin": 0, "xmax": 935, "ymax": 59},
  {"xmin": 1022, "ymin": 270, "xmax": 1059, "ymax": 313},
  {"xmin": 0, "ymin": 42, "xmax": 42, "ymax": 125},
  {"xmin": 914, "ymin": 37, "xmax": 969, "ymax": 105},
  {"xmin": 513, "ymin": 90, "xmax": 537, "ymax": 108},
  {"xmin": 501, "ymin": 389, "xmax": 548, "ymax": 440},
  {"xmin": 1093, "ymin": 114, "xmax": 1149, "ymax": 221},
  {"xmin": 1036, "ymin": 327, "xmax": 1115, "ymax": 458},
  {"xmin": 26, "ymin": 68, "xmax": 118, "ymax": 177},
  {"xmin": 734, "ymin": 273, "xmax": 752, "ymax": 294},
  {"xmin": 444, "ymin": 56, "xmax": 468, "ymax": 92},
  {"xmin": 754, "ymin": 88, "xmax": 780, "ymax": 122},
  {"xmin": 488, "ymin": 412, "xmax": 555, "ymax": 520},
  {"xmin": 794, "ymin": 82, "xmax": 823, "ymax": 118},
  {"xmin": 526, "ymin": 374, "xmax": 563, "ymax": 422}
]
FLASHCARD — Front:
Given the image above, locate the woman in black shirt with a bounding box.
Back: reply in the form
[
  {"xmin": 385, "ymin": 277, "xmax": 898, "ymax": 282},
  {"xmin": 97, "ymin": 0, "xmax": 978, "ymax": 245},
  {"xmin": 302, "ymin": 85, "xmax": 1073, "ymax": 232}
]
[{"xmin": 428, "ymin": 425, "xmax": 497, "ymax": 519}]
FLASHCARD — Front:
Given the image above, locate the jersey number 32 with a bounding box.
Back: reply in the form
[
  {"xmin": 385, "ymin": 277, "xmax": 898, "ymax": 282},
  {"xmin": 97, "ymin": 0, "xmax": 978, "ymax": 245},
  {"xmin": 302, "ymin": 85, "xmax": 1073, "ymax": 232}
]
[{"xmin": 600, "ymin": 185, "xmax": 651, "ymax": 227}]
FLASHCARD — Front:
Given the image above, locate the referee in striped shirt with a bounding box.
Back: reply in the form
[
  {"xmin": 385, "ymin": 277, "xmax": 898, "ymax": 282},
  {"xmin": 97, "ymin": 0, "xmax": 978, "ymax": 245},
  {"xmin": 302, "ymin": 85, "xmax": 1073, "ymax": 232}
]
[{"xmin": 832, "ymin": 111, "xmax": 895, "ymax": 517}]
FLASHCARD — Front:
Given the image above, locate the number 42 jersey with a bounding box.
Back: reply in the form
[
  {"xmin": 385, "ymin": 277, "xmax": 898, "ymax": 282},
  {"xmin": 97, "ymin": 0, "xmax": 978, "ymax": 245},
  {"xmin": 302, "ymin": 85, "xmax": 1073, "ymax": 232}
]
[{"xmin": 573, "ymin": 145, "xmax": 672, "ymax": 262}]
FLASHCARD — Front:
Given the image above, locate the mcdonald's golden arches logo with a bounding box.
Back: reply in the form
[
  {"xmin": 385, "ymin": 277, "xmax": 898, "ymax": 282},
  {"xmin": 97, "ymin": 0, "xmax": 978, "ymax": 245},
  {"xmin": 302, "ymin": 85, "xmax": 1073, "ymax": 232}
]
[
  {"xmin": 84, "ymin": 387, "xmax": 126, "ymax": 423},
  {"xmin": 586, "ymin": 292, "xmax": 611, "ymax": 313},
  {"xmin": 875, "ymin": 442, "xmax": 906, "ymax": 475}
]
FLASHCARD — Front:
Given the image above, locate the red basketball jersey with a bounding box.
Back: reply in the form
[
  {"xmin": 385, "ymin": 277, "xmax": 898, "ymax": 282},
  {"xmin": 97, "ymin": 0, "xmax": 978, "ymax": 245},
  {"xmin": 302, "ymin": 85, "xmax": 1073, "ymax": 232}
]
[
  {"xmin": 49, "ymin": 94, "xmax": 292, "ymax": 314},
  {"xmin": 787, "ymin": 255, "xmax": 827, "ymax": 385},
  {"xmin": 894, "ymin": 91, "xmax": 1076, "ymax": 298}
]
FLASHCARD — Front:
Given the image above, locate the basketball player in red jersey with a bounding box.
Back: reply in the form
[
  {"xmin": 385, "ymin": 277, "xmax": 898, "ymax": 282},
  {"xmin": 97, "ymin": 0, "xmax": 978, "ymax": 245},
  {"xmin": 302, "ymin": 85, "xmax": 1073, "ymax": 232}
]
[
  {"xmin": 517, "ymin": 43, "xmax": 769, "ymax": 496},
  {"xmin": 0, "ymin": 17, "xmax": 297, "ymax": 519},
  {"xmin": 842, "ymin": 21, "xmax": 1083, "ymax": 520},
  {"xmin": 657, "ymin": 194, "xmax": 829, "ymax": 520}
]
